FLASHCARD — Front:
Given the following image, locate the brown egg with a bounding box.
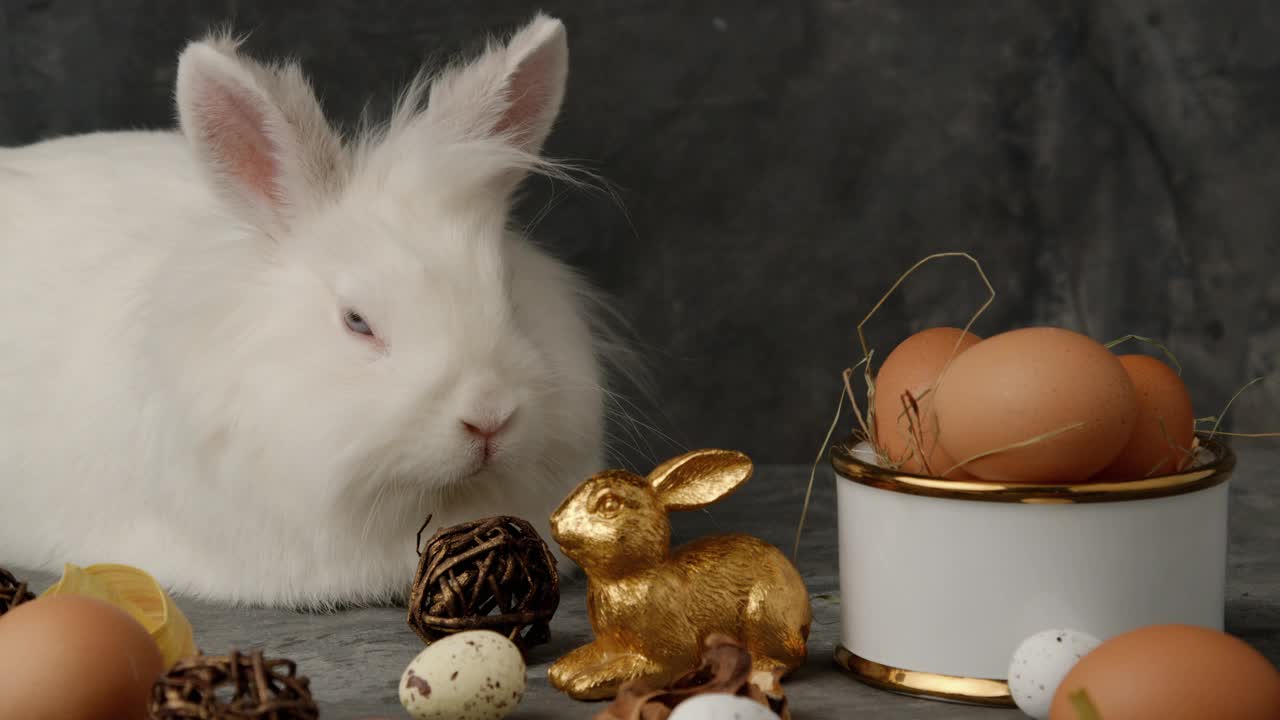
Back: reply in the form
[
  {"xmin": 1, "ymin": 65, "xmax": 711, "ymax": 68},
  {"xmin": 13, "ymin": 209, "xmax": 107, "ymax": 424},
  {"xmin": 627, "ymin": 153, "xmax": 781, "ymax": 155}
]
[
  {"xmin": 1094, "ymin": 354, "xmax": 1196, "ymax": 481},
  {"xmin": 0, "ymin": 594, "xmax": 164, "ymax": 720},
  {"xmin": 1049, "ymin": 624, "xmax": 1280, "ymax": 720},
  {"xmin": 934, "ymin": 327, "xmax": 1139, "ymax": 483},
  {"xmin": 872, "ymin": 326, "xmax": 982, "ymax": 478}
]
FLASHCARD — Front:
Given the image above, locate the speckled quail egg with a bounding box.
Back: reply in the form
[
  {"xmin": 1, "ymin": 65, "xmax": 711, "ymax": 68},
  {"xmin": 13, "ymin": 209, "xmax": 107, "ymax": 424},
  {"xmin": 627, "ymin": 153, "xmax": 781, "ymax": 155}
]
[
  {"xmin": 398, "ymin": 630, "xmax": 526, "ymax": 720},
  {"xmin": 1008, "ymin": 628, "xmax": 1101, "ymax": 719}
]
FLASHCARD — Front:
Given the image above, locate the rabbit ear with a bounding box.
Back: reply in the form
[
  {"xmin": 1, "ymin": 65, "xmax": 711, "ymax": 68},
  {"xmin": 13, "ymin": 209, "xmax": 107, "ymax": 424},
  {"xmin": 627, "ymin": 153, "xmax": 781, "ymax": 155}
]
[
  {"xmin": 647, "ymin": 449, "xmax": 754, "ymax": 511},
  {"xmin": 423, "ymin": 13, "xmax": 568, "ymax": 160},
  {"xmin": 175, "ymin": 35, "xmax": 346, "ymax": 234}
]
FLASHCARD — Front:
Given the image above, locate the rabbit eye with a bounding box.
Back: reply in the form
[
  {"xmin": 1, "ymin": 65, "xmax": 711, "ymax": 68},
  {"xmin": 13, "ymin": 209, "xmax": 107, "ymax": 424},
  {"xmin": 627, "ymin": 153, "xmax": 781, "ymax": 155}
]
[
  {"xmin": 593, "ymin": 493, "xmax": 622, "ymax": 515},
  {"xmin": 343, "ymin": 309, "xmax": 374, "ymax": 337}
]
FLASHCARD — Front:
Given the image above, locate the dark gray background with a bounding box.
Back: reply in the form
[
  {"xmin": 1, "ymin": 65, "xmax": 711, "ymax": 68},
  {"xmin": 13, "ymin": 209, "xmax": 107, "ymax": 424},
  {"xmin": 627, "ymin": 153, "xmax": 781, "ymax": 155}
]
[{"xmin": 3, "ymin": 1, "xmax": 1278, "ymax": 466}]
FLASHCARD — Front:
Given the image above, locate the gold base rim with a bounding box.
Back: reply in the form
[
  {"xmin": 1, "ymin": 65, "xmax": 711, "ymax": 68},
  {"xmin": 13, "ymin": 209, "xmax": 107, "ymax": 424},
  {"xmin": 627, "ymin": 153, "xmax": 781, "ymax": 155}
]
[
  {"xmin": 830, "ymin": 432, "xmax": 1234, "ymax": 504},
  {"xmin": 833, "ymin": 645, "xmax": 1016, "ymax": 708}
]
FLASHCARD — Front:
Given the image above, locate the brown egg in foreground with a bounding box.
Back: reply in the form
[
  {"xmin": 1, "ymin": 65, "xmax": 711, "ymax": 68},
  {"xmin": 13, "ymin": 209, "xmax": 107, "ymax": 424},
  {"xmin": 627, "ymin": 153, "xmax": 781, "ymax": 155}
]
[
  {"xmin": 0, "ymin": 594, "xmax": 164, "ymax": 720},
  {"xmin": 872, "ymin": 326, "xmax": 982, "ymax": 478},
  {"xmin": 934, "ymin": 327, "xmax": 1139, "ymax": 484},
  {"xmin": 1094, "ymin": 354, "xmax": 1196, "ymax": 481},
  {"xmin": 1049, "ymin": 624, "xmax": 1280, "ymax": 720}
]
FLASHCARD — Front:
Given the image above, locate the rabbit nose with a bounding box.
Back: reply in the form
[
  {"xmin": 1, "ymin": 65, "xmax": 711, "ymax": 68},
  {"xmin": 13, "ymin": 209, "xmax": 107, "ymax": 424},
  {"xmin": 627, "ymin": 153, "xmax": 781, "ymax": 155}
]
[{"xmin": 461, "ymin": 411, "xmax": 514, "ymax": 440}]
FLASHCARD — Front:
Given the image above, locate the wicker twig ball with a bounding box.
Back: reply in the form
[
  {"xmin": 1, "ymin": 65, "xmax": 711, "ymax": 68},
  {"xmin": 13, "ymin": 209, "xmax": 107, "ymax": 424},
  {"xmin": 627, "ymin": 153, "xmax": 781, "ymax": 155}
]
[
  {"xmin": 0, "ymin": 566, "xmax": 36, "ymax": 616},
  {"xmin": 150, "ymin": 649, "xmax": 319, "ymax": 720},
  {"xmin": 408, "ymin": 515, "xmax": 560, "ymax": 653}
]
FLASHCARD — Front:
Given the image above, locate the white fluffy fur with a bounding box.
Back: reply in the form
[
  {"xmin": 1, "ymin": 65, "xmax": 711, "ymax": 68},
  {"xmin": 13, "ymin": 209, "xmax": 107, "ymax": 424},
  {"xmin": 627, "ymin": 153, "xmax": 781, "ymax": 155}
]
[{"xmin": 0, "ymin": 14, "xmax": 611, "ymax": 608}]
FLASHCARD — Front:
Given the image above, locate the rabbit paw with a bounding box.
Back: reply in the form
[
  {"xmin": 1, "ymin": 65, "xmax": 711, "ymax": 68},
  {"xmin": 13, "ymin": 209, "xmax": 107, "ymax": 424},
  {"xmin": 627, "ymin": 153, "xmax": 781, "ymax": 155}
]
[
  {"xmin": 548, "ymin": 642, "xmax": 604, "ymax": 692},
  {"xmin": 549, "ymin": 644, "xmax": 662, "ymax": 700}
]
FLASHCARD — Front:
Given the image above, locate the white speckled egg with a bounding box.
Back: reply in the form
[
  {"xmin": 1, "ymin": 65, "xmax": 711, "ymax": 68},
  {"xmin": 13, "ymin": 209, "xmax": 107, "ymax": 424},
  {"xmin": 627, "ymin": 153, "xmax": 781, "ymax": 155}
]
[
  {"xmin": 1007, "ymin": 628, "xmax": 1101, "ymax": 719},
  {"xmin": 668, "ymin": 693, "xmax": 782, "ymax": 720},
  {"xmin": 398, "ymin": 630, "xmax": 526, "ymax": 720}
]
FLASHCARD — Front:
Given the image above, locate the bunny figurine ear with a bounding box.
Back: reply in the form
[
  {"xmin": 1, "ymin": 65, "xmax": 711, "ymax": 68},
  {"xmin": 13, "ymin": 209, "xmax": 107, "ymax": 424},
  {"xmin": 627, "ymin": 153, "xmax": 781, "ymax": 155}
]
[
  {"xmin": 647, "ymin": 449, "xmax": 754, "ymax": 512},
  {"xmin": 175, "ymin": 34, "xmax": 346, "ymax": 235}
]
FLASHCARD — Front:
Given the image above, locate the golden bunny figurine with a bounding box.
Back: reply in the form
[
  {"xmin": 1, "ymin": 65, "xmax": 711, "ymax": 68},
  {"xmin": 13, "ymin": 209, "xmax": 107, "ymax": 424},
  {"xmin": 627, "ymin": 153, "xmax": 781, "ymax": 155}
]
[{"xmin": 547, "ymin": 448, "xmax": 812, "ymax": 700}]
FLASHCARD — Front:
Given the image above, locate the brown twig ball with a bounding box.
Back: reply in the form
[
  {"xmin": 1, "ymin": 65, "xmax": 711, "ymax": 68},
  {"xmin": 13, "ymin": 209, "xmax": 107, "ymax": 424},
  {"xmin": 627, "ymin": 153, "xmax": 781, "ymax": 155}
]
[
  {"xmin": 407, "ymin": 515, "xmax": 560, "ymax": 653},
  {"xmin": 0, "ymin": 567, "xmax": 36, "ymax": 617},
  {"xmin": 149, "ymin": 649, "xmax": 319, "ymax": 720}
]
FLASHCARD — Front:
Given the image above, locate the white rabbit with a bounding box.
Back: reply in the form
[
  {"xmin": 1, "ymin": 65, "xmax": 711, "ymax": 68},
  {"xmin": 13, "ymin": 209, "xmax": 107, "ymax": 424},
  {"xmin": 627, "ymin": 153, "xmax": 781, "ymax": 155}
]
[{"xmin": 0, "ymin": 14, "xmax": 616, "ymax": 608}]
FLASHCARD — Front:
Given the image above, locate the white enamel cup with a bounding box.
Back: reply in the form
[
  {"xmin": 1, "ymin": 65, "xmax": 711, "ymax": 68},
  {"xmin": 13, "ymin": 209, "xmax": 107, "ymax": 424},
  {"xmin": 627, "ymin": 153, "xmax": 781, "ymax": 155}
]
[{"xmin": 830, "ymin": 434, "xmax": 1233, "ymax": 706}]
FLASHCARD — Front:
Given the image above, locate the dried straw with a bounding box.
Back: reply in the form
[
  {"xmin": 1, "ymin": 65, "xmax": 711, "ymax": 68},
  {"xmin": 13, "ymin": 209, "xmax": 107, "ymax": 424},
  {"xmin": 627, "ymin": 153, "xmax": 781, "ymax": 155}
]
[
  {"xmin": 793, "ymin": 252, "xmax": 995, "ymax": 562},
  {"xmin": 941, "ymin": 421, "xmax": 1086, "ymax": 478},
  {"xmin": 854, "ymin": 251, "xmax": 996, "ymax": 452},
  {"xmin": 792, "ymin": 385, "xmax": 845, "ymax": 561},
  {"xmin": 1104, "ymin": 334, "xmax": 1183, "ymax": 375},
  {"xmin": 1200, "ymin": 376, "xmax": 1280, "ymax": 440}
]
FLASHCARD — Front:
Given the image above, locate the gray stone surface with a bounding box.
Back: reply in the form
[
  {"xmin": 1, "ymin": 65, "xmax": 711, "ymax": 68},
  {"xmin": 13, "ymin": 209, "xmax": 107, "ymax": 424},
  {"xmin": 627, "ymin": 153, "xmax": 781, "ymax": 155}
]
[
  {"xmin": 10, "ymin": 445, "xmax": 1279, "ymax": 719},
  {"xmin": 2, "ymin": 2, "xmax": 1280, "ymax": 465}
]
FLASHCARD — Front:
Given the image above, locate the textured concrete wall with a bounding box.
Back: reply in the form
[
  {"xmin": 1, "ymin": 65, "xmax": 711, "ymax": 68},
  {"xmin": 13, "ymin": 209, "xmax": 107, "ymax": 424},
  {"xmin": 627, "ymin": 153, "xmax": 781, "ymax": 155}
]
[{"xmin": 2, "ymin": 1, "xmax": 1277, "ymax": 464}]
